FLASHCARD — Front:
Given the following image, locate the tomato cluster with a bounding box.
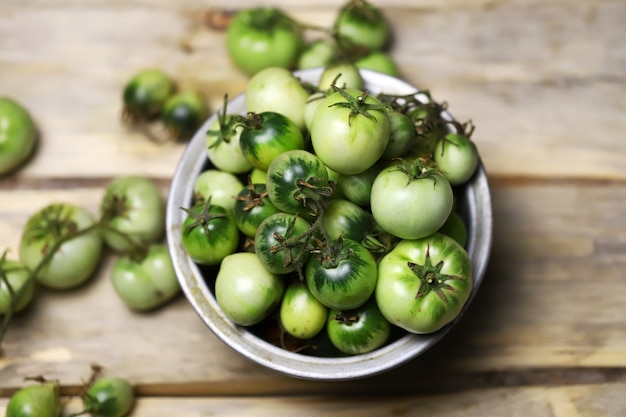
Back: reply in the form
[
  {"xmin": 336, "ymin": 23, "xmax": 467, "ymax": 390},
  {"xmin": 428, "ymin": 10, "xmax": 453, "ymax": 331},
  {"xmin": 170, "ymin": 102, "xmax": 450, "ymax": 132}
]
[
  {"xmin": 5, "ymin": 365, "xmax": 135, "ymax": 417},
  {"xmin": 180, "ymin": 65, "xmax": 481, "ymax": 356},
  {"xmin": 1, "ymin": 175, "xmax": 180, "ymax": 334},
  {"xmin": 225, "ymin": 0, "xmax": 400, "ymax": 78},
  {"xmin": 121, "ymin": 69, "xmax": 210, "ymax": 143}
]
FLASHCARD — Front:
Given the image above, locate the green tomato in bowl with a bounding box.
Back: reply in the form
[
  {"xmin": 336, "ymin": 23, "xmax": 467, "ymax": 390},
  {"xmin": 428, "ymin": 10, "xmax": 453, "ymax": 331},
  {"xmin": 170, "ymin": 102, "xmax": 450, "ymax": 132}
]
[
  {"xmin": 245, "ymin": 67, "xmax": 310, "ymax": 131},
  {"xmin": 370, "ymin": 162, "xmax": 453, "ymax": 240},
  {"xmin": 215, "ymin": 252, "xmax": 285, "ymax": 326},
  {"xmin": 376, "ymin": 233, "xmax": 473, "ymax": 334},
  {"xmin": 310, "ymin": 88, "xmax": 390, "ymax": 176},
  {"xmin": 326, "ymin": 298, "xmax": 391, "ymax": 355},
  {"xmin": 280, "ymin": 282, "xmax": 328, "ymax": 340}
]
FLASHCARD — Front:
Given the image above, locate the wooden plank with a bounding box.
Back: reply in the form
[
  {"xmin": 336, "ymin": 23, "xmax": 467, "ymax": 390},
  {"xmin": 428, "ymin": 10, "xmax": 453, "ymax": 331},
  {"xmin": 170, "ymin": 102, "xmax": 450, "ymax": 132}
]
[
  {"xmin": 1, "ymin": 183, "xmax": 625, "ymax": 395},
  {"xmin": 1, "ymin": 383, "xmax": 625, "ymax": 416},
  {"xmin": 0, "ymin": 1, "xmax": 624, "ymax": 181}
]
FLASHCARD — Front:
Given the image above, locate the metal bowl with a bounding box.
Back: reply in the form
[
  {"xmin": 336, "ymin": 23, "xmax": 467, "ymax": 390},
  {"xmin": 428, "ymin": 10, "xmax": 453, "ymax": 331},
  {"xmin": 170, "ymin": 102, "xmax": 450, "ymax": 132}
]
[{"xmin": 166, "ymin": 68, "xmax": 493, "ymax": 381}]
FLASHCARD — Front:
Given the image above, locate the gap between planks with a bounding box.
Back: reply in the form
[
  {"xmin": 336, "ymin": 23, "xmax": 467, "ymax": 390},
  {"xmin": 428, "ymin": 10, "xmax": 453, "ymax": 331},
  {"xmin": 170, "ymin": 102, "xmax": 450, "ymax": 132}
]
[{"xmin": 1, "ymin": 174, "xmax": 625, "ymax": 192}]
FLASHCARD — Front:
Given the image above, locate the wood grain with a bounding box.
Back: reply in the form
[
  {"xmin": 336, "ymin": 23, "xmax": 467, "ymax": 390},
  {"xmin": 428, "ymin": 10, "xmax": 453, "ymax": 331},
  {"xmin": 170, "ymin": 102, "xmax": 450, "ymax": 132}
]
[
  {"xmin": 1, "ymin": 184, "xmax": 624, "ymax": 395},
  {"xmin": 1, "ymin": 383, "xmax": 625, "ymax": 417},
  {"xmin": 0, "ymin": 1, "xmax": 624, "ymax": 182},
  {"xmin": 1, "ymin": 0, "xmax": 625, "ymax": 414}
]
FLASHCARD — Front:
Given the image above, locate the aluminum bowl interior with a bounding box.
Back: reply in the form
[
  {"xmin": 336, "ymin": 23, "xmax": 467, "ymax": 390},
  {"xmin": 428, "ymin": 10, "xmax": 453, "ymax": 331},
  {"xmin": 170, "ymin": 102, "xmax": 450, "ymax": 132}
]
[{"xmin": 166, "ymin": 68, "xmax": 493, "ymax": 381}]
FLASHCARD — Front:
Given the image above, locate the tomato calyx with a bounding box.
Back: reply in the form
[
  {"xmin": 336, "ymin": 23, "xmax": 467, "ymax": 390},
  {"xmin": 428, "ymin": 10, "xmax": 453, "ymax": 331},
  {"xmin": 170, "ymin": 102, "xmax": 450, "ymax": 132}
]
[
  {"xmin": 393, "ymin": 158, "xmax": 442, "ymax": 186},
  {"xmin": 234, "ymin": 179, "xmax": 270, "ymax": 212},
  {"xmin": 269, "ymin": 214, "xmax": 313, "ymax": 272},
  {"xmin": 407, "ymin": 245, "xmax": 462, "ymax": 303},
  {"xmin": 329, "ymin": 85, "xmax": 387, "ymax": 126},
  {"xmin": 332, "ymin": 310, "xmax": 359, "ymax": 324},
  {"xmin": 244, "ymin": 7, "xmax": 293, "ymax": 31},
  {"xmin": 180, "ymin": 197, "xmax": 228, "ymax": 238},
  {"xmin": 309, "ymin": 234, "xmax": 355, "ymax": 270},
  {"xmin": 207, "ymin": 94, "xmax": 242, "ymax": 149},
  {"xmin": 294, "ymin": 176, "xmax": 335, "ymax": 218}
]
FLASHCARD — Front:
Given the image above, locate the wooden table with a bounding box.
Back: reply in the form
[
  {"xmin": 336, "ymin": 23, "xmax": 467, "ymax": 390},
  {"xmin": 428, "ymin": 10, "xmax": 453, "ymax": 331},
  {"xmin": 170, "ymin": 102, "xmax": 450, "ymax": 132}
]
[{"xmin": 1, "ymin": 0, "xmax": 625, "ymax": 415}]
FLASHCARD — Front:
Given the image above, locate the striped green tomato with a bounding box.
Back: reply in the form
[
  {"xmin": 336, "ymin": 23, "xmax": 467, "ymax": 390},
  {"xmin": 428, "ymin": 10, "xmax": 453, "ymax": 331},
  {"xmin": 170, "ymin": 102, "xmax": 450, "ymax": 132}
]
[
  {"xmin": 265, "ymin": 149, "xmax": 330, "ymax": 218},
  {"xmin": 239, "ymin": 112, "xmax": 305, "ymax": 171},
  {"xmin": 305, "ymin": 238, "xmax": 377, "ymax": 310}
]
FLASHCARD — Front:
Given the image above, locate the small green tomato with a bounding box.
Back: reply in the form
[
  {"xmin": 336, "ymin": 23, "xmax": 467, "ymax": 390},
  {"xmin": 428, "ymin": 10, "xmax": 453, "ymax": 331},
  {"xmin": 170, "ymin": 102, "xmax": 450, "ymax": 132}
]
[
  {"xmin": 83, "ymin": 376, "xmax": 135, "ymax": 417},
  {"xmin": 193, "ymin": 169, "xmax": 243, "ymax": 212},
  {"xmin": 280, "ymin": 282, "xmax": 328, "ymax": 339},
  {"xmin": 122, "ymin": 68, "xmax": 175, "ymax": 122},
  {"xmin": 111, "ymin": 244, "xmax": 180, "ymax": 311},
  {"xmin": 100, "ymin": 176, "xmax": 165, "ymax": 253},
  {"xmin": 19, "ymin": 203, "xmax": 103, "ymax": 290},
  {"xmin": 6, "ymin": 382, "xmax": 62, "ymax": 417},
  {"xmin": 0, "ymin": 97, "xmax": 37, "ymax": 176},
  {"xmin": 0, "ymin": 257, "xmax": 34, "ymax": 314},
  {"xmin": 215, "ymin": 252, "xmax": 285, "ymax": 326},
  {"xmin": 318, "ymin": 63, "xmax": 364, "ymax": 91},
  {"xmin": 162, "ymin": 90, "xmax": 210, "ymax": 142}
]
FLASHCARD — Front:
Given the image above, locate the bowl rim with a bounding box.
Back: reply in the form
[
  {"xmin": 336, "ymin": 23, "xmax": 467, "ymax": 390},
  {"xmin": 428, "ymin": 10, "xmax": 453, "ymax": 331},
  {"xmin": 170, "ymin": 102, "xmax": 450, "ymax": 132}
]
[{"xmin": 165, "ymin": 68, "xmax": 493, "ymax": 381}]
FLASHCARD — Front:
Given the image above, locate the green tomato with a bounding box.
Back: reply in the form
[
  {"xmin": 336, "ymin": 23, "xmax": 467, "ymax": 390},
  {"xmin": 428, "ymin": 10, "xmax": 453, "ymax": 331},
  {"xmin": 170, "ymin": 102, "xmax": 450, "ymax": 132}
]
[
  {"xmin": 355, "ymin": 51, "xmax": 400, "ymax": 77},
  {"xmin": 19, "ymin": 203, "xmax": 103, "ymax": 290},
  {"xmin": 322, "ymin": 199, "xmax": 376, "ymax": 243},
  {"xmin": 265, "ymin": 149, "xmax": 330, "ymax": 217},
  {"xmin": 245, "ymin": 67, "xmax": 310, "ymax": 131},
  {"xmin": 0, "ymin": 258, "xmax": 34, "ymax": 314},
  {"xmin": 162, "ymin": 90, "xmax": 209, "ymax": 142},
  {"xmin": 279, "ymin": 282, "xmax": 328, "ymax": 339},
  {"xmin": 382, "ymin": 110, "xmax": 417, "ymax": 159},
  {"xmin": 111, "ymin": 244, "xmax": 180, "ymax": 311},
  {"xmin": 0, "ymin": 97, "xmax": 37, "ymax": 176},
  {"xmin": 233, "ymin": 183, "xmax": 281, "ymax": 238},
  {"xmin": 326, "ymin": 298, "xmax": 391, "ymax": 355},
  {"xmin": 122, "ymin": 68, "xmax": 175, "ymax": 122},
  {"xmin": 83, "ymin": 376, "xmax": 135, "ymax": 417},
  {"xmin": 180, "ymin": 200, "xmax": 239, "ymax": 266},
  {"xmin": 376, "ymin": 233, "xmax": 472, "ymax": 334},
  {"xmin": 248, "ymin": 168, "xmax": 267, "ymax": 184},
  {"xmin": 254, "ymin": 212, "xmax": 311, "ymax": 274},
  {"xmin": 438, "ymin": 210, "xmax": 468, "ymax": 248},
  {"xmin": 215, "ymin": 252, "xmax": 285, "ymax": 326},
  {"xmin": 318, "ymin": 63, "xmax": 364, "ymax": 91},
  {"xmin": 205, "ymin": 97, "xmax": 252, "ymax": 174},
  {"xmin": 305, "ymin": 238, "xmax": 377, "ymax": 310},
  {"xmin": 334, "ymin": 0, "xmax": 391, "ymax": 52},
  {"xmin": 100, "ymin": 176, "xmax": 165, "ymax": 253},
  {"xmin": 238, "ymin": 112, "xmax": 305, "ymax": 171},
  {"xmin": 6, "ymin": 383, "xmax": 62, "ymax": 417},
  {"xmin": 297, "ymin": 39, "xmax": 336, "ymax": 70},
  {"xmin": 434, "ymin": 132, "xmax": 479, "ymax": 186},
  {"xmin": 303, "ymin": 92, "xmax": 327, "ymax": 133},
  {"xmin": 310, "ymin": 88, "xmax": 390, "ymax": 175},
  {"xmin": 337, "ymin": 163, "xmax": 382, "ymax": 207},
  {"xmin": 226, "ymin": 7, "xmax": 304, "ymax": 75},
  {"xmin": 370, "ymin": 162, "xmax": 453, "ymax": 239},
  {"xmin": 193, "ymin": 169, "xmax": 243, "ymax": 212}
]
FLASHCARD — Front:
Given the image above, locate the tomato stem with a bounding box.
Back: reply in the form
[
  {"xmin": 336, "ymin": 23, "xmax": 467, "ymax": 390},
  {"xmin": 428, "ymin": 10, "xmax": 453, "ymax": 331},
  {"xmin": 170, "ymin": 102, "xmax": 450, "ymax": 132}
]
[
  {"xmin": 407, "ymin": 245, "xmax": 464, "ymax": 303},
  {"xmin": 0, "ymin": 211, "xmax": 151, "ymax": 352},
  {"xmin": 329, "ymin": 85, "xmax": 388, "ymax": 126}
]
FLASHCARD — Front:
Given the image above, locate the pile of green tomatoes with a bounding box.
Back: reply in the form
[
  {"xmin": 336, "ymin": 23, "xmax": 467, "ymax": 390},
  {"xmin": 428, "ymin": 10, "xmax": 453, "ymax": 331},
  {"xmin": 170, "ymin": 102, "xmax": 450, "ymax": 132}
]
[{"xmin": 179, "ymin": 62, "xmax": 481, "ymax": 356}]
